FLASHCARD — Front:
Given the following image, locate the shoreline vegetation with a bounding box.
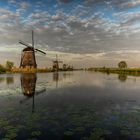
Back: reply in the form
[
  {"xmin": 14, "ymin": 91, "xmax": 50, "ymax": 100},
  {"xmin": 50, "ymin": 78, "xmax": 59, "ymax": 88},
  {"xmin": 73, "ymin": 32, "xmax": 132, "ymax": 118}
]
[
  {"xmin": 0, "ymin": 61, "xmax": 76, "ymax": 74},
  {"xmin": 2, "ymin": 60, "xmax": 140, "ymax": 75},
  {"xmin": 87, "ymin": 61, "xmax": 140, "ymax": 76},
  {"xmin": 11, "ymin": 67, "xmax": 74, "ymax": 73},
  {"xmin": 88, "ymin": 67, "xmax": 140, "ymax": 76},
  {"xmin": 0, "ymin": 68, "xmax": 75, "ymax": 74}
]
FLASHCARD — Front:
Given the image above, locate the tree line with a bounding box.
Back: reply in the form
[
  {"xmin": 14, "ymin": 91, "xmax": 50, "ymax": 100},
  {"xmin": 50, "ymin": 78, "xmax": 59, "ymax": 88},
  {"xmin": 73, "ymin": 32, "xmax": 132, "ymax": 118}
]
[{"xmin": 0, "ymin": 61, "xmax": 14, "ymax": 73}]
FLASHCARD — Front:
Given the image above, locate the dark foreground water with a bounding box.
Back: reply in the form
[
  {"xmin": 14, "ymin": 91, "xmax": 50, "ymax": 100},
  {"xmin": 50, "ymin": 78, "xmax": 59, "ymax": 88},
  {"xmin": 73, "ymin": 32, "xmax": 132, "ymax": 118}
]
[{"xmin": 0, "ymin": 71, "xmax": 140, "ymax": 140}]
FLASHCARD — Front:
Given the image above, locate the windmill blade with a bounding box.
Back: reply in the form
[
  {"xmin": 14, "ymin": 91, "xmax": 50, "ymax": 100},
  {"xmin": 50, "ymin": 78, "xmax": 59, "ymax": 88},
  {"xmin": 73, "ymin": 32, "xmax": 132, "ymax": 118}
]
[
  {"xmin": 35, "ymin": 48, "xmax": 46, "ymax": 55},
  {"xmin": 32, "ymin": 30, "xmax": 34, "ymax": 48},
  {"xmin": 19, "ymin": 40, "xmax": 32, "ymax": 48}
]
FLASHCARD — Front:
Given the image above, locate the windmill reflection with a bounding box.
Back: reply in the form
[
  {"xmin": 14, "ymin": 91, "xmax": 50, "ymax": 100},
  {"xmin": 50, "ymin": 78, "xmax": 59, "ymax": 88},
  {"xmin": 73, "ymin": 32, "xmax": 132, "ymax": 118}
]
[
  {"xmin": 53, "ymin": 72, "xmax": 59, "ymax": 88},
  {"xmin": 53, "ymin": 72, "xmax": 74, "ymax": 88},
  {"xmin": 20, "ymin": 73, "xmax": 45, "ymax": 113},
  {"xmin": 21, "ymin": 73, "xmax": 37, "ymax": 97},
  {"xmin": 63, "ymin": 72, "xmax": 73, "ymax": 79}
]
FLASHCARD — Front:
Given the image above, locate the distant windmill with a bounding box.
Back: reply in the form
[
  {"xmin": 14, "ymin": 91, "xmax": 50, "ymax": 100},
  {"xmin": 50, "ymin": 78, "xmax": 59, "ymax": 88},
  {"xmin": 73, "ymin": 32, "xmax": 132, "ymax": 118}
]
[
  {"xmin": 53, "ymin": 54, "xmax": 63, "ymax": 71},
  {"xmin": 19, "ymin": 30, "xmax": 46, "ymax": 69}
]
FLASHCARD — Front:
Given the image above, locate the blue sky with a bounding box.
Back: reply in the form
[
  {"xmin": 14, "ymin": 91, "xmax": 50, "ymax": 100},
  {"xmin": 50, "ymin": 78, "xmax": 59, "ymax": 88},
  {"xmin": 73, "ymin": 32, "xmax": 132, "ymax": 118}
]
[{"xmin": 1, "ymin": 0, "xmax": 140, "ymax": 68}]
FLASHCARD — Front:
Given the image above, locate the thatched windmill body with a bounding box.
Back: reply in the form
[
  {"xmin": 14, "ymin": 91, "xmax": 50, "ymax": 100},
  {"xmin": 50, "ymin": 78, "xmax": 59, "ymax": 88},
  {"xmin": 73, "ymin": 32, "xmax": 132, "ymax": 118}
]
[{"xmin": 19, "ymin": 31, "xmax": 46, "ymax": 69}]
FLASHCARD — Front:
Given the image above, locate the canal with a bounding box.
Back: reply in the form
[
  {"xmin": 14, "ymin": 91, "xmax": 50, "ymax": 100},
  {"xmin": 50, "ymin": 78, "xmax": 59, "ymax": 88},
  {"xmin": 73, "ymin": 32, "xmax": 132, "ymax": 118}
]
[{"xmin": 0, "ymin": 71, "xmax": 139, "ymax": 140}]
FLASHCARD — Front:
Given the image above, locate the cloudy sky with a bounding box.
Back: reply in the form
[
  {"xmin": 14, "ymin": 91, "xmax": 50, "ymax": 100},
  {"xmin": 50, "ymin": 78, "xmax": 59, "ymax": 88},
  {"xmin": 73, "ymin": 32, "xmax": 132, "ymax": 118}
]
[{"xmin": 1, "ymin": 0, "xmax": 140, "ymax": 68}]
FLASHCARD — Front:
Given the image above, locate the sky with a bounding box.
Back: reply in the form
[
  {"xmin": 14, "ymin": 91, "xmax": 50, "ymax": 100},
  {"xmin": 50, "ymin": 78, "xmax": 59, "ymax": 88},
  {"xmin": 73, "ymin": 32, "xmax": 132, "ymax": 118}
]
[{"xmin": 1, "ymin": 0, "xmax": 140, "ymax": 68}]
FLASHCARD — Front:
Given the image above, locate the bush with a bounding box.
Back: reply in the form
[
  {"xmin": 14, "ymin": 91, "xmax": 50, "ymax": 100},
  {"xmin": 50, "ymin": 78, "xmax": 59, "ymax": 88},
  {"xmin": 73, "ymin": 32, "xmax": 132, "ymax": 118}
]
[{"xmin": 0, "ymin": 64, "xmax": 6, "ymax": 73}]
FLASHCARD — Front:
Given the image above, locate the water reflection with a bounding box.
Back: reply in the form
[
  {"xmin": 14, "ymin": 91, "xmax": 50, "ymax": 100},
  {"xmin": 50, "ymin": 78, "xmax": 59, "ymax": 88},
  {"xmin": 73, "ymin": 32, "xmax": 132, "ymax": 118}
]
[
  {"xmin": 118, "ymin": 74, "xmax": 127, "ymax": 82},
  {"xmin": 0, "ymin": 77, "xmax": 5, "ymax": 84},
  {"xmin": 2, "ymin": 72, "xmax": 140, "ymax": 139},
  {"xmin": 20, "ymin": 73, "xmax": 46, "ymax": 113},
  {"xmin": 53, "ymin": 72, "xmax": 59, "ymax": 88},
  {"xmin": 20, "ymin": 73, "xmax": 37, "ymax": 113},
  {"xmin": 6, "ymin": 75, "xmax": 14, "ymax": 85},
  {"xmin": 63, "ymin": 72, "xmax": 74, "ymax": 79},
  {"xmin": 21, "ymin": 73, "xmax": 37, "ymax": 97},
  {"xmin": 52, "ymin": 72, "xmax": 74, "ymax": 88}
]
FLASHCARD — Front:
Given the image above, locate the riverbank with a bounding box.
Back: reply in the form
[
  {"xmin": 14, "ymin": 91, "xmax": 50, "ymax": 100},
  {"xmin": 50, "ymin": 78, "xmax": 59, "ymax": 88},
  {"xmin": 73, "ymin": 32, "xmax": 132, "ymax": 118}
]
[
  {"xmin": 88, "ymin": 67, "xmax": 140, "ymax": 75},
  {"xmin": 0, "ymin": 67, "xmax": 75, "ymax": 74}
]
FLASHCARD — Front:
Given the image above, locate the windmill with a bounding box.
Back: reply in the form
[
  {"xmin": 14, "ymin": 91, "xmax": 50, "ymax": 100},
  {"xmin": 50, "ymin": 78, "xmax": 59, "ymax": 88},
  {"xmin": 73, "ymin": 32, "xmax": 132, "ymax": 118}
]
[
  {"xmin": 19, "ymin": 30, "xmax": 46, "ymax": 69},
  {"xmin": 53, "ymin": 54, "xmax": 63, "ymax": 71}
]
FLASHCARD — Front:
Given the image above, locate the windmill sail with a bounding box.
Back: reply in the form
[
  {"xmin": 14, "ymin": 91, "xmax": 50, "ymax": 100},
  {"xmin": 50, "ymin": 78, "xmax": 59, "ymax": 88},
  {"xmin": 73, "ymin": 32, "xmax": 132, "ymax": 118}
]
[
  {"xmin": 35, "ymin": 48, "xmax": 46, "ymax": 55},
  {"xmin": 19, "ymin": 40, "xmax": 32, "ymax": 48}
]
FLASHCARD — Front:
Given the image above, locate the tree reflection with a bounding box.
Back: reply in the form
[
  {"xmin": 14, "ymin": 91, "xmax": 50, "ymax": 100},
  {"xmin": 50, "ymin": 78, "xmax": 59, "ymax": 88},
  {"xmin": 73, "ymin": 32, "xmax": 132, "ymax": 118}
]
[
  {"xmin": 118, "ymin": 74, "xmax": 127, "ymax": 82},
  {"xmin": 6, "ymin": 75, "xmax": 14, "ymax": 85},
  {"xmin": 0, "ymin": 77, "xmax": 5, "ymax": 84}
]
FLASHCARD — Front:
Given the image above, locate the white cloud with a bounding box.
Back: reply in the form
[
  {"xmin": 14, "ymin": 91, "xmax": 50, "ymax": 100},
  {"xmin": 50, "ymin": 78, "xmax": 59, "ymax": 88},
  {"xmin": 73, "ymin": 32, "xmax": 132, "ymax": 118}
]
[{"xmin": 19, "ymin": 2, "xmax": 30, "ymax": 10}]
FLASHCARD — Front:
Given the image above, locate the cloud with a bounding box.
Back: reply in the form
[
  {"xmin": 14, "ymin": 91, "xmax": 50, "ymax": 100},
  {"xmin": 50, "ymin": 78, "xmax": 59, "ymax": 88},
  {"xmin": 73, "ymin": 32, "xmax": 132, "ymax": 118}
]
[
  {"xmin": 19, "ymin": 1, "xmax": 30, "ymax": 10},
  {"xmin": 1, "ymin": 0, "xmax": 140, "ymax": 67},
  {"xmin": 84, "ymin": 0, "xmax": 140, "ymax": 10},
  {"xmin": 114, "ymin": 11, "xmax": 140, "ymax": 25},
  {"xmin": 112, "ymin": 0, "xmax": 140, "ymax": 9},
  {"xmin": 57, "ymin": 0, "xmax": 73, "ymax": 4},
  {"xmin": 51, "ymin": 11, "xmax": 66, "ymax": 21},
  {"xmin": 84, "ymin": 0, "xmax": 105, "ymax": 5},
  {"xmin": 8, "ymin": 0, "xmax": 17, "ymax": 4},
  {"xmin": 0, "ymin": 5, "xmax": 137, "ymax": 54}
]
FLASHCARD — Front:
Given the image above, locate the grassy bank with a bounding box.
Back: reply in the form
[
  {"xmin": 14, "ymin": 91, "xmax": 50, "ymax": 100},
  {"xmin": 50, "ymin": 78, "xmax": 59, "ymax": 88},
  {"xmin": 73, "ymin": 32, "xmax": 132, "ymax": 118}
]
[
  {"xmin": 88, "ymin": 67, "xmax": 140, "ymax": 75},
  {"xmin": 11, "ymin": 67, "xmax": 74, "ymax": 73}
]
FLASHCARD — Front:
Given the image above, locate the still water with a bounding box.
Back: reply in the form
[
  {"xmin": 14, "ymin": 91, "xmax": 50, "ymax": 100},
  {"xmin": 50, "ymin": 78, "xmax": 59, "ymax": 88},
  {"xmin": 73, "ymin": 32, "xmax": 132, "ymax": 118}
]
[{"xmin": 0, "ymin": 71, "xmax": 140, "ymax": 140}]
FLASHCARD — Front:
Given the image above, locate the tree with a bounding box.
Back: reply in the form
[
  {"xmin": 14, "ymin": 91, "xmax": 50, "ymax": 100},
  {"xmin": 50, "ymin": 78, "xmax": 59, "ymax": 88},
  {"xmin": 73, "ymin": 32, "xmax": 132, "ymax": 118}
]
[
  {"xmin": 6, "ymin": 61, "xmax": 14, "ymax": 71},
  {"xmin": 118, "ymin": 61, "xmax": 127, "ymax": 69},
  {"xmin": 0, "ymin": 64, "xmax": 6, "ymax": 73}
]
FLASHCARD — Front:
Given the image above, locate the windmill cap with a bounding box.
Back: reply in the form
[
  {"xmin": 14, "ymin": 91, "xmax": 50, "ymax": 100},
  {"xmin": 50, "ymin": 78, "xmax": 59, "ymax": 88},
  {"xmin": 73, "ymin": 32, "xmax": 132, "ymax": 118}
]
[{"xmin": 23, "ymin": 47, "xmax": 34, "ymax": 51}]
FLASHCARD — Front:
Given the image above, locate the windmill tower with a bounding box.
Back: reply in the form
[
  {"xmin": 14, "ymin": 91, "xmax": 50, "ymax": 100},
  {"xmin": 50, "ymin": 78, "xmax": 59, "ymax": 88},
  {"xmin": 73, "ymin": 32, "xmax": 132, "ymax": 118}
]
[
  {"xmin": 53, "ymin": 54, "xmax": 63, "ymax": 71},
  {"xmin": 19, "ymin": 30, "xmax": 46, "ymax": 69}
]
